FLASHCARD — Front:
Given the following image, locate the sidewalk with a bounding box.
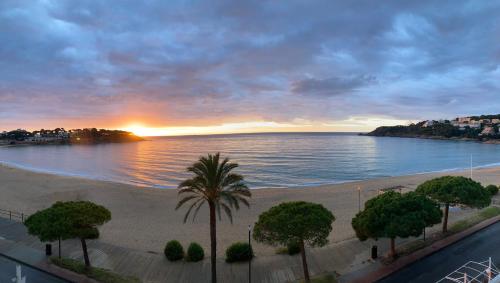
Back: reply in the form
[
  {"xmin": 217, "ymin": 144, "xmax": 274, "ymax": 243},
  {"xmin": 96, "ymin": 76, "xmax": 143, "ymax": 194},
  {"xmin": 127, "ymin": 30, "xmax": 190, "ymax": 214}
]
[
  {"xmin": 2, "ymin": 214, "xmax": 497, "ymax": 283},
  {"xmin": 0, "ymin": 217, "xmax": 386, "ymax": 283},
  {"xmin": 339, "ymin": 215, "xmax": 500, "ymax": 283}
]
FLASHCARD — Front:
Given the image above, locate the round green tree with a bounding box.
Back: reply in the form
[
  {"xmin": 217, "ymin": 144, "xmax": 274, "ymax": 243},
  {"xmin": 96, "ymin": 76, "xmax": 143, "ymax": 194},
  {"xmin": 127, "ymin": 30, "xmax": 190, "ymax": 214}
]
[
  {"xmin": 24, "ymin": 204, "xmax": 72, "ymax": 258},
  {"xmin": 253, "ymin": 201, "xmax": 335, "ymax": 283},
  {"xmin": 416, "ymin": 176, "xmax": 491, "ymax": 233},
  {"xmin": 352, "ymin": 191, "xmax": 442, "ymax": 259},
  {"xmin": 52, "ymin": 201, "xmax": 111, "ymax": 268}
]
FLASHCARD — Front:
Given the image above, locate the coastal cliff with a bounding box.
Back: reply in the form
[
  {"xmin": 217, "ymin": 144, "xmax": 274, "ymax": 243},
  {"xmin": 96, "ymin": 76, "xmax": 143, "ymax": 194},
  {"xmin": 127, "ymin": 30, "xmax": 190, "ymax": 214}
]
[
  {"xmin": 0, "ymin": 128, "xmax": 144, "ymax": 146},
  {"xmin": 365, "ymin": 114, "xmax": 500, "ymax": 143}
]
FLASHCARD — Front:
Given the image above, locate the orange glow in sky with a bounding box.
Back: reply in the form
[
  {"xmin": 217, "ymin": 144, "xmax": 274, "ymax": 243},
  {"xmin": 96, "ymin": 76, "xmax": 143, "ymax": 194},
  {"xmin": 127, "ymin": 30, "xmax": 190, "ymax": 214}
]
[{"xmin": 121, "ymin": 117, "xmax": 412, "ymax": 137}]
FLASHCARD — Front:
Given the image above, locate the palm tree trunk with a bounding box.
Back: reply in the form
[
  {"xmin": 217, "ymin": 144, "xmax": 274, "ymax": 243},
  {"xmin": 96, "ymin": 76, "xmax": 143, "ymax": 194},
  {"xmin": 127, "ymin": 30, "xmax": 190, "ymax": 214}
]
[
  {"xmin": 390, "ymin": 238, "xmax": 396, "ymax": 259},
  {"xmin": 443, "ymin": 203, "xmax": 449, "ymax": 233},
  {"xmin": 209, "ymin": 202, "xmax": 217, "ymax": 283},
  {"xmin": 80, "ymin": 238, "xmax": 91, "ymax": 268},
  {"xmin": 58, "ymin": 237, "xmax": 61, "ymax": 259},
  {"xmin": 300, "ymin": 239, "xmax": 310, "ymax": 283}
]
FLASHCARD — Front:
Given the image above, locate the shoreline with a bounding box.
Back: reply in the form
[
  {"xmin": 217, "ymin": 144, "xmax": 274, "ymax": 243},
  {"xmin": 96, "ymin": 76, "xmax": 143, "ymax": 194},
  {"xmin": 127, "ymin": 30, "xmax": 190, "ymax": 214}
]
[
  {"xmin": 1, "ymin": 158, "xmax": 500, "ymax": 190},
  {"xmin": 361, "ymin": 134, "xmax": 500, "ymax": 144},
  {"xmin": 1, "ymin": 163, "xmax": 499, "ymax": 257}
]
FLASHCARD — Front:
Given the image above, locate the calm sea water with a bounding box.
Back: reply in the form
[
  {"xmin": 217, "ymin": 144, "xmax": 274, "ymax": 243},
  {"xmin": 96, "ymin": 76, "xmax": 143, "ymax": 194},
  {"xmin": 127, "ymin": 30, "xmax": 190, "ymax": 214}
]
[{"xmin": 1, "ymin": 133, "xmax": 500, "ymax": 189}]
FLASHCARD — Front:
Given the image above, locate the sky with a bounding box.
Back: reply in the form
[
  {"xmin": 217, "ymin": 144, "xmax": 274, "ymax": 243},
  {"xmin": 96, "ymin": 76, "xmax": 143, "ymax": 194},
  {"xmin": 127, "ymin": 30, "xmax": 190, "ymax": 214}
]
[{"xmin": 1, "ymin": 1, "xmax": 499, "ymax": 136}]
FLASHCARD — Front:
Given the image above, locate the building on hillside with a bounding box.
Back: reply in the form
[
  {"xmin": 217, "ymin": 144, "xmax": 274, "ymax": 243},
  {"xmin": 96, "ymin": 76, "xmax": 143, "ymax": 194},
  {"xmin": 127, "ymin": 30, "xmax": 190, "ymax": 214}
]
[
  {"xmin": 423, "ymin": 120, "xmax": 435, "ymax": 127},
  {"xmin": 481, "ymin": 126, "xmax": 496, "ymax": 136},
  {"xmin": 492, "ymin": 119, "xmax": 500, "ymax": 124},
  {"xmin": 458, "ymin": 117, "xmax": 472, "ymax": 123},
  {"xmin": 469, "ymin": 121, "xmax": 481, "ymax": 129}
]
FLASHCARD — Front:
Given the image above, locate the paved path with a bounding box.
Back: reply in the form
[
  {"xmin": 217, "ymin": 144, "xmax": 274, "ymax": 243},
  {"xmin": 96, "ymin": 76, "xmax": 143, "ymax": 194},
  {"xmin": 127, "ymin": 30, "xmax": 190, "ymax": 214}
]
[
  {"xmin": 0, "ymin": 216, "xmax": 389, "ymax": 283},
  {"xmin": 0, "ymin": 210, "xmax": 493, "ymax": 283},
  {"xmin": 378, "ymin": 221, "xmax": 500, "ymax": 283}
]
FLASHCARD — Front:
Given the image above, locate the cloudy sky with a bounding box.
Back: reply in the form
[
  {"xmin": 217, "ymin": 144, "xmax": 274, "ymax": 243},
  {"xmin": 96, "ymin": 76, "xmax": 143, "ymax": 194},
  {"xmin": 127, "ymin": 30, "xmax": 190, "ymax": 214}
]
[{"xmin": 1, "ymin": 1, "xmax": 499, "ymax": 135}]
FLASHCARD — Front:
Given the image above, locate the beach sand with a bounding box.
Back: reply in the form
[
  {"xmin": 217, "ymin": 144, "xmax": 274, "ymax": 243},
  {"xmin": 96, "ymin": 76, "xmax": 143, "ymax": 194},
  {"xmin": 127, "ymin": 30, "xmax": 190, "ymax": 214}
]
[{"xmin": 0, "ymin": 164, "xmax": 499, "ymax": 256}]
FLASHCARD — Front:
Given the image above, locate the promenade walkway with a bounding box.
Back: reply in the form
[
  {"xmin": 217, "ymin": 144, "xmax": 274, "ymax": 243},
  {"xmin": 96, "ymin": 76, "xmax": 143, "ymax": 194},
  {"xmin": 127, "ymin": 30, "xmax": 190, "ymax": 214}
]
[
  {"xmin": 2, "ymin": 203, "xmax": 496, "ymax": 283},
  {"xmin": 0, "ymin": 216, "xmax": 386, "ymax": 283}
]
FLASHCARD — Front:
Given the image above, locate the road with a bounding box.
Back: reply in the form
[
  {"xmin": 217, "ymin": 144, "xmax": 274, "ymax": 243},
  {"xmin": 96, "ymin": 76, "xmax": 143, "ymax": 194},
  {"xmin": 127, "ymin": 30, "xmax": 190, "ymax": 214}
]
[
  {"xmin": 0, "ymin": 255, "xmax": 70, "ymax": 283},
  {"xmin": 379, "ymin": 222, "xmax": 500, "ymax": 283}
]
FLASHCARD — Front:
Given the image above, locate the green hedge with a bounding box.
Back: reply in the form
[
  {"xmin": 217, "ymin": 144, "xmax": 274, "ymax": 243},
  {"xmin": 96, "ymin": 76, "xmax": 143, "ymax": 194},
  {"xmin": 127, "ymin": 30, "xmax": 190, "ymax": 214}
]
[
  {"xmin": 186, "ymin": 242, "xmax": 204, "ymax": 262},
  {"xmin": 164, "ymin": 240, "xmax": 184, "ymax": 261},
  {"xmin": 50, "ymin": 257, "xmax": 140, "ymax": 283},
  {"xmin": 225, "ymin": 242, "xmax": 254, "ymax": 263},
  {"xmin": 286, "ymin": 241, "xmax": 301, "ymax": 255},
  {"xmin": 485, "ymin": 185, "xmax": 499, "ymax": 196}
]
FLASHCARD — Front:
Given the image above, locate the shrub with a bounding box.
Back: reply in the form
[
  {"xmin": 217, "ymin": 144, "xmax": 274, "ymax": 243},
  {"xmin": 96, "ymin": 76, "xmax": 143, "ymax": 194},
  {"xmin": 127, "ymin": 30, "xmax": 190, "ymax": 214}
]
[
  {"xmin": 485, "ymin": 185, "xmax": 499, "ymax": 196},
  {"xmin": 286, "ymin": 241, "xmax": 301, "ymax": 255},
  {"xmin": 164, "ymin": 240, "xmax": 184, "ymax": 261},
  {"xmin": 225, "ymin": 242, "xmax": 254, "ymax": 263},
  {"xmin": 186, "ymin": 242, "xmax": 204, "ymax": 262}
]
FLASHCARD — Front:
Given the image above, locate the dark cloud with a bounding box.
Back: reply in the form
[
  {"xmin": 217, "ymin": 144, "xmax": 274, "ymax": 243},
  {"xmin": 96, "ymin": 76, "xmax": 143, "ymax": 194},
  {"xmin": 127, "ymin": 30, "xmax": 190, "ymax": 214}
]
[
  {"xmin": 291, "ymin": 75, "xmax": 376, "ymax": 96},
  {"xmin": 0, "ymin": 0, "xmax": 499, "ymax": 129}
]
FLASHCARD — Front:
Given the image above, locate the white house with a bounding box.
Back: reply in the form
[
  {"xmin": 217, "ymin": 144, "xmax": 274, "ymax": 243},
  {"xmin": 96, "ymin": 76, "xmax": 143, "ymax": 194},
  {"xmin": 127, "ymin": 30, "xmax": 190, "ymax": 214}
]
[
  {"xmin": 423, "ymin": 120, "xmax": 435, "ymax": 127},
  {"xmin": 481, "ymin": 126, "xmax": 496, "ymax": 136}
]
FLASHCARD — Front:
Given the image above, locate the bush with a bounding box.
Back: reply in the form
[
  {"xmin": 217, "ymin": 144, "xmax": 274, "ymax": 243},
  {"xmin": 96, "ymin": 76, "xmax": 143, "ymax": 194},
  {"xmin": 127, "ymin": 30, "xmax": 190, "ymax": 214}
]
[
  {"xmin": 186, "ymin": 242, "xmax": 204, "ymax": 262},
  {"xmin": 164, "ymin": 240, "xmax": 184, "ymax": 261},
  {"xmin": 225, "ymin": 242, "xmax": 254, "ymax": 263},
  {"xmin": 485, "ymin": 185, "xmax": 499, "ymax": 196},
  {"xmin": 286, "ymin": 241, "xmax": 301, "ymax": 255}
]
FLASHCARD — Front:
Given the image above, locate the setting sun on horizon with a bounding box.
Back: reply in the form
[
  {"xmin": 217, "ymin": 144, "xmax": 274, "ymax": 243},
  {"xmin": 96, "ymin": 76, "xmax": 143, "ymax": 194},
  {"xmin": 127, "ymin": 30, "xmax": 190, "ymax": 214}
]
[{"xmin": 121, "ymin": 116, "xmax": 413, "ymax": 137}]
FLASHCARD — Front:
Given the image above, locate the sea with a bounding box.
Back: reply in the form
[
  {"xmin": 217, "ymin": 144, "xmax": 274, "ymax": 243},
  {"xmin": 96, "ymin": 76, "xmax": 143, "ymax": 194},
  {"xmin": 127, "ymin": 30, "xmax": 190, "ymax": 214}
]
[{"xmin": 1, "ymin": 133, "xmax": 499, "ymax": 189}]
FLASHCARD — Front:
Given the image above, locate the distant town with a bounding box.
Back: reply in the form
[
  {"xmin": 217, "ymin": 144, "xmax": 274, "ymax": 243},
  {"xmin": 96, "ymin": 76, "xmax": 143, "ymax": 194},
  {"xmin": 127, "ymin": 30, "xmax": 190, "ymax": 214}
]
[
  {"xmin": 366, "ymin": 114, "xmax": 500, "ymax": 142},
  {"xmin": 0, "ymin": 128, "xmax": 144, "ymax": 145}
]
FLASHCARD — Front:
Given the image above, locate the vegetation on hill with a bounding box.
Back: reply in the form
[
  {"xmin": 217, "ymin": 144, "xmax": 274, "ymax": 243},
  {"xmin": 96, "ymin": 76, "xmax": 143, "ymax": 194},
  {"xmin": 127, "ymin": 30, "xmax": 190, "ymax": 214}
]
[
  {"xmin": 69, "ymin": 128, "xmax": 143, "ymax": 144},
  {"xmin": 367, "ymin": 122, "xmax": 483, "ymax": 139},
  {"xmin": 365, "ymin": 114, "xmax": 500, "ymax": 140},
  {"xmin": 0, "ymin": 128, "xmax": 143, "ymax": 144}
]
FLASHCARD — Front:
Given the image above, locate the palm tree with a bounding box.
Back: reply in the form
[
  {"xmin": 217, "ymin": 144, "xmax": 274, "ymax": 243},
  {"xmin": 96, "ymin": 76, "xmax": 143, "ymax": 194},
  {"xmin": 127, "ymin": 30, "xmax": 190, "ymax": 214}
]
[{"xmin": 176, "ymin": 153, "xmax": 251, "ymax": 283}]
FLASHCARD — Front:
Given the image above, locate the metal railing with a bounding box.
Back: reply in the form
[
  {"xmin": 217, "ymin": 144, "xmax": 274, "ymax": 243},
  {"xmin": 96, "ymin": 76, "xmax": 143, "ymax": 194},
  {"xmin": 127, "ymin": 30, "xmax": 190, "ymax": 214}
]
[{"xmin": 0, "ymin": 209, "xmax": 27, "ymax": 223}]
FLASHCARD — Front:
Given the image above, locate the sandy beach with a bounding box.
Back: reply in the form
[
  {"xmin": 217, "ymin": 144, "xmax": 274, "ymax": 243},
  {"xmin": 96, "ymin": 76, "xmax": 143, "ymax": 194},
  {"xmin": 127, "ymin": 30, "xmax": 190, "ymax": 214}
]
[{"xmin": 0, "ymin": 164, "xmax": 499, "ymax": 257}]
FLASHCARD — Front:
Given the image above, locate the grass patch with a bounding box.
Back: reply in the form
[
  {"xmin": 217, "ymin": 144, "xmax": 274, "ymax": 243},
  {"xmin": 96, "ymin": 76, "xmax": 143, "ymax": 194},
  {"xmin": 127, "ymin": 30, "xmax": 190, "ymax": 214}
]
[
  {"xmin": 449, "ymin": 206, "xmax": 500, "ymax": 234},
  {"xmin": 50, "ymin": 257, "xmax": 141, "ymax": 283},
  {"xmin": 275, "ymin": 247, "xmax": 289, "ymax": 255}
]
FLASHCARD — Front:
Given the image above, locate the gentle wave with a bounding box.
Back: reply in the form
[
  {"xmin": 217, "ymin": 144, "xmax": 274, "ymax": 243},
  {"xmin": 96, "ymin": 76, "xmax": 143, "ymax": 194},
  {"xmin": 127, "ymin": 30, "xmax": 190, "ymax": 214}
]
[{"xmin": 1, "ymin": 133, "xmax": 500, "ymax": 189}]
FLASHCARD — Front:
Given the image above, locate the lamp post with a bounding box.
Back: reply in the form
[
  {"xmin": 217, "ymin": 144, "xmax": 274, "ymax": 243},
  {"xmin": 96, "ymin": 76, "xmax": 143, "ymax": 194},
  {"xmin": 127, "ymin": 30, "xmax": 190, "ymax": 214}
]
[
  {"xmin": 357, "ymin": 186, "xmax": 361, "ymax": 212},
  {"xmin": 248, "ymin": 224, "xmax": 252, "ymax": 283}
]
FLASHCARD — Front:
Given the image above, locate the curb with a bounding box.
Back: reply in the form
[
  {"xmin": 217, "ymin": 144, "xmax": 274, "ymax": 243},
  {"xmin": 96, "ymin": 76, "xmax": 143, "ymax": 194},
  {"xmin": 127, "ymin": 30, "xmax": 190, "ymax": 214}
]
[{"xmin": 347, "ymin": 215, "xmax": 500, "ymax": 283}]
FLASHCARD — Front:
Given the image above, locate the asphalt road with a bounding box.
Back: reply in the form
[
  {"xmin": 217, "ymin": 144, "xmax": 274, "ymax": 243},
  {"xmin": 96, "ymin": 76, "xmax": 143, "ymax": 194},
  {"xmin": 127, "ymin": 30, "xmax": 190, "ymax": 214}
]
[
  {"xmin": 378, "ymin": 222, "xmax": 500, "ymax": 283},
  {"xmin": 0, "ymin": 255, "xmax": 69, "ymax": 283}
]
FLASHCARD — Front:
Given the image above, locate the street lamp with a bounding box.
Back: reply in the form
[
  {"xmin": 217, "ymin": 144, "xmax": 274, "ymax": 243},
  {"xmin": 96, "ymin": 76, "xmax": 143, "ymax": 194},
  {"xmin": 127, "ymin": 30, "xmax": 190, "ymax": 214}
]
[
  {"xmin": 357, "ymin": 186, "xmax": 361, "ymax": 212},
  {"xmin": 248, "ymin": 224, "xmax": 252, "ymax": 283}
]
